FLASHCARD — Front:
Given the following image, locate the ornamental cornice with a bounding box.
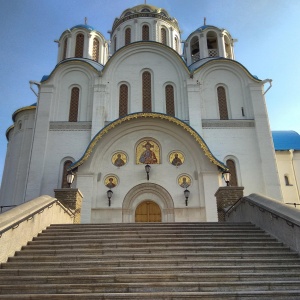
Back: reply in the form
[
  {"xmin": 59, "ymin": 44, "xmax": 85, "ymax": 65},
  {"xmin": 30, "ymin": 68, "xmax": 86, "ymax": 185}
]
[{"xmin": 111, "ymin": 12, "xmax": 179, "ymax": 35}]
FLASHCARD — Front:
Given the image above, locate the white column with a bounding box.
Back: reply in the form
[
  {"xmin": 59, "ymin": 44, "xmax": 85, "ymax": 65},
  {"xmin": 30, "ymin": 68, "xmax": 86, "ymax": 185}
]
[
  {"xmin": 250, "ymin": 83, "xmax": 283, "ymax": 200},
  {"xmin": 186, "ymin": 78, "xmax": 203, "ymax": 135}
]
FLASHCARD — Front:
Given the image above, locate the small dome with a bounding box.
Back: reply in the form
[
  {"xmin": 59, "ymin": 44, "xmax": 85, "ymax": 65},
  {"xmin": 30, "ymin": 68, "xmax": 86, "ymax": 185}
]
[
  {"xmin": 120, "ymin": 4, "xmax": 170, "ymax": 18},
  {"xmin": 70, "ymin": 24, "xmax": 95, "ymax": 31},
  {"xmin": 272, "ymin": 131, "xmax": 300, "ymax": 151}
]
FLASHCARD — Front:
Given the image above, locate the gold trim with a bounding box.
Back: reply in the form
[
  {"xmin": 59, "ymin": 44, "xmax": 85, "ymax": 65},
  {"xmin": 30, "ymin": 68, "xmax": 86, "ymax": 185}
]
[
  {"xmin": 12, "ymin": 106, "xmax": 36, "ymax": 122},
  {"xmin": 69, "ymin": 113, "xmax": 227, "ymax": 171},
  {"xmin": 5, "ymin": 125, "xmax": 14, "ymax": 141}
]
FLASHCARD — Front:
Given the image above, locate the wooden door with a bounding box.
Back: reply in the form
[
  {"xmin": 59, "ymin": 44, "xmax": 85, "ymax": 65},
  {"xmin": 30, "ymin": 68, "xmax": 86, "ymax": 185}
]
[{"xmin": 135, "ymin": 201, "xmax": 161, "ymax": 222}]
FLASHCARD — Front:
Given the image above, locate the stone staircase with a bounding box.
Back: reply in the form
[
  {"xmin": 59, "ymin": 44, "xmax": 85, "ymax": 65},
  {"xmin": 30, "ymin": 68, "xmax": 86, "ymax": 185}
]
[{"xmin": 0, "ymin": 222, "xmax": 300, "ymax": 299}]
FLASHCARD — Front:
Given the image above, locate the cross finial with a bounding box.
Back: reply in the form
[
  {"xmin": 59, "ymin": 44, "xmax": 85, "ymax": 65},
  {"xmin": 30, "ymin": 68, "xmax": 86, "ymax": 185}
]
[
  {"xmin": 144, "ymin": 0, "xmax": 147, "ymax": 4},
  {"xmin": 84, "ymin": 17, "xmax": 88, "ymax": 25},
  {"xmin": 204, "ymin": 17, "xmax": 206, "ymax": 26}
]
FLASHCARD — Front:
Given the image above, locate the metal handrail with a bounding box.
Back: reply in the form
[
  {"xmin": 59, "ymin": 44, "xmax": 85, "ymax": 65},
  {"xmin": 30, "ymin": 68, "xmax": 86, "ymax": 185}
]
[
  {"xmin": 225, "ymin": 196, "xmax": 300, "ymax": 228},
  {"xmin": 224, "ymin": 197, "xmax": 243, "ymax": 217},
  {"xmin": 0, "ymin": 200, "xmax": 74, "ymax": 237}
]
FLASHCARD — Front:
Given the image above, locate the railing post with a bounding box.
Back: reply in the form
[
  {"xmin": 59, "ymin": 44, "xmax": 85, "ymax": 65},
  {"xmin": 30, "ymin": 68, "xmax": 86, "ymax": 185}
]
[
  {"xmin": 54, "ymin": 189, "xmax": 83, "ymax": 224},
  {"xmin": 214, "ymin": 186, "xmax": 244, "ymax": 222}
]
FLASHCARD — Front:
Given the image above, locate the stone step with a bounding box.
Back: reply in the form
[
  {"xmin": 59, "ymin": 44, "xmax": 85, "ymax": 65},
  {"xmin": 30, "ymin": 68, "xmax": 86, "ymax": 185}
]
[
  {"xmin": 36, "ymin": 231, "xmax": 268, "ymax": 238},
  {"xmin": 1, "ymin": 280, "xmax": 300, "ymax": 294},
  {"xmin": 1, "ymin": 291, "xmax": 300, "ymax": 300},
  {"xmin": 28, "ymin": 236, "xmax": 277, "ymax": 245},
  {"xmin": 14, "ymin": 250, "xmax": 298, "ymax": 259},
  {"xmin": 1, "ymin": 272, "xmax": 300, "ymax": 284},
  {"xmin": 3, "ymin": 258, "xmax": 300, "ymax": 269},
  {"xmin": 1, "ymin": 265, "xmax": 300, "ymax": 276},
  {"xmin": 25, "ymin": 239, "xmax": 283, "ymax": 248},
  {"xmin": 20, "ymin": 244, "xmax": 291, "ymax": 254}
]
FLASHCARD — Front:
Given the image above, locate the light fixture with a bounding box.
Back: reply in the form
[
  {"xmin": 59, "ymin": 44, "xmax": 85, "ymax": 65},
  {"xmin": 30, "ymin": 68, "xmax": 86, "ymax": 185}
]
[
  {"xmin": 66, "ymin": 171, "xmax": 75, "ymax": 188},
  {"xmin": 145, "ymin": 164, "xmax": 151, "ymax": 181},
  {"xmin": 184, "ymin": 189, "xmax": 190, "ymax": 206},
  {"xmin": 107, "ymin": 189, "xmax": 113, "ymax": 207},
  {"xmin": 222, "ymin": 170, "xmax": 231, "ymax": 186}
]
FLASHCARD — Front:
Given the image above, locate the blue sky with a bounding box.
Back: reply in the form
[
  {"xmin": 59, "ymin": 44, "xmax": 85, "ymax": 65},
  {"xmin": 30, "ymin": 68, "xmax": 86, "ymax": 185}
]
[{"xmin": 0, "ymin": 0, "xmax": 300, "ymax": 184}]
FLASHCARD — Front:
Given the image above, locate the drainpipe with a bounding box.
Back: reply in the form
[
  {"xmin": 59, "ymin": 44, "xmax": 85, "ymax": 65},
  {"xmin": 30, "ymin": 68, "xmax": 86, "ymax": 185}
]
[
  {"xmin": 261, "ymin": 79, "xmax": 272, "ymax": 95},
  {"xmin": 289, "ymin": 149, "xmax": 300, "ymax": 203},
  {"xmin": 23, "ymin": 80, "xmax": 41, "ymax": 202}
]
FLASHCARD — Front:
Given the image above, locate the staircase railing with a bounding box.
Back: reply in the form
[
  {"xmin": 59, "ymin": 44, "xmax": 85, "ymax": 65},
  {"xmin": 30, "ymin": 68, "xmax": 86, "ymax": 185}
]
[
  {"xmin": 0, "ymin": 195, "xmax": 74, "ymax": 263},
  {"xmin": 225, "ymin": 193, "xmax": 300, "ymax": 254}
]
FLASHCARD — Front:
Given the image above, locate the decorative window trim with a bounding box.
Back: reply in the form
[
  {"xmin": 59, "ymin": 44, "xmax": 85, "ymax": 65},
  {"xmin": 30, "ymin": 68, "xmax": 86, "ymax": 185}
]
[
  {"xmin": 119, "ymin": 83, "xmax": 129, "ymax": 117},
  {"xmin": 69, "ymin": 87, "xmax": 80, "ymax": 122},
  {"xmin": 165, "ymin": 84, "xmax": 175, "ymax": 116},
  {"xmin": 75, "ymin": 33, "xmax": 84, "ymax": 58},
  {"xmin": 217, "ymin": 85, "xmax": 229, "ymax": 120},
  {"xmin": 142, "ymin": 71, "xmax": 152, "ymax": 112}
]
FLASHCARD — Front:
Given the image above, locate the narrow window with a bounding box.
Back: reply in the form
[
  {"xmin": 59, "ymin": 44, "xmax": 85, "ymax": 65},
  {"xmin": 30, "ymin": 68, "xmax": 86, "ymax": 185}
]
[
  {"xmin": 142, "ymin": 71, "xmax": 152, "ymax": 112},
  {"xmin": 226, "ymin": 159, "xmax": 238, "ymax": 186},
  {"xmin": 174, "ymin": 36, "xmax": 178, "ymax": 52},
  {"xmin": 217, "ymin": 86, "xmax": 229, "ymax": 120},
  {"xmin": 92, "ymin": 38, "xmax": 100, "ymax": 62},
  {"xmin": 125, "ymin": 28, "xmax": 131, "ymax": 46},
  {"xmin": 190, "ymin": 36, "xmax": 200, "ymax": 62},
  {"xmin": 284, "ymin": 175, "xmax": 291, "ymax": 186},
  {"xmin": 62, "ymin": 38, "xmax": 68, "ymax": 60},
  {"xmin": 161, "ymin": 28, "xmax": 167, "ymax": 45},
  {"xmin": 165, "ymin": 85, "xmax": 175, "ymax": 116},
  {"xmin": 75, "ymin": 33, "xmax": 84, "ymax": 58},
  {"xmin": 119, "ymin": 84, "xmax": 128, "ymax": 117},
  {"xmin": 69, "ymin": 87, "xmax": 79, "ymax": 122},
  {"xmin": 113, "ymin": 36, "xmax": 117, "ymax": 52},
  {"xmin": 61, "ymin": 160, "xmax": 72, "ymax": 188},
  {"xmin": 142, "ymin": 25, "xmax": 149, "ymax": 41}
]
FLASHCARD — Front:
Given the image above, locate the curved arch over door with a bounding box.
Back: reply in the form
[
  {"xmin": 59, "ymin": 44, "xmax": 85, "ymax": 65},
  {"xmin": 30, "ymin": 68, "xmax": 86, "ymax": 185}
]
[{"xmin": 122, "ymin": 183, "xmax": 175, "ymax": 223}]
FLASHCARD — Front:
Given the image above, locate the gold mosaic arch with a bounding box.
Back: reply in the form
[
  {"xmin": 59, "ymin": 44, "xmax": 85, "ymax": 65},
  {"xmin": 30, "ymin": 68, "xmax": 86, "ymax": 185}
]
[{"xmin": 68, "ymin": 113, "xmax": 228, "ymax": 171}]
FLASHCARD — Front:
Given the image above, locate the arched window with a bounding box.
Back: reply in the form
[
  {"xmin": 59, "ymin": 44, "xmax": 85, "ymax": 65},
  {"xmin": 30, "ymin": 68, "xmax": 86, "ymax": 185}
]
[
  {"xmin": 190, "ymin": 36, "xmax": 200, "ymax": 62},
  {"xmin": 142, "ymin": 71, "xmax": 152, "ymax": 112},
  {"xmin": 75, "ymin": 33, "xmax": 84, "ymax": 58},
  {"xmin": 207, "ymin": 31, "xmax": 218, "ymax": 57},
  {"xmin": 161, "ymin": 28, "xmax": 167, "ymax": 45},
  {"xmin": 125, "ymin": 28, "xmax": 131, "ymax": 46},
  {"xmin": 92, "ymin": 38, "xmax": 100, "ymax": 61},
  {"xmin": 217, "ymin": 86, "xmax": 229, "ymax": 120},
  {"xmin": 226, "ymin": 159, "xmax": 238, "ymax": 186},
  {"xmin": 165, "ymin": 85, "xmax": 175, "ymax": 116},
  {"xmin": 119, "ymin": 84, "xmax": 128, "ymax": 117},
  {"xmin": 69, "ymin": 87, "xmax": 79, "ymax": 122},
  {"xmin": 142, "ymin": 25, "xmax": 150, "ymax": 41},
  {"xmin": 61, "ymin": 160, "xmax": 73, "ymax": 188},
  {"xmin": 62, "ymin": 38, "xmax": 68, "ymax": 60}
]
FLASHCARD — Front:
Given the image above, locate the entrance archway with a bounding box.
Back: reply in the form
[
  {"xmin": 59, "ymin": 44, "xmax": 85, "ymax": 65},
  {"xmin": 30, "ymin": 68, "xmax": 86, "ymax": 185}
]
[
  {"xmin": 135, "ymin": 201, "xmax": 162, "ymax": 222},
  {"xmin": 122, "ymin": 183, "xmax": 175, "ymax": 222}
]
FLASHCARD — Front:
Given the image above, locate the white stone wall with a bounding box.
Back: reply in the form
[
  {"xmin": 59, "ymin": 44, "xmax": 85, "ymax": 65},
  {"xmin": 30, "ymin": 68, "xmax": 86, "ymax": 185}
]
[
  {"xmin": 0, "ymin": 109, "xmax": 35, "ymax": 206},
  {"xmin": 275, "ymin": 151, "xmax": 300, "ymax": 205}
]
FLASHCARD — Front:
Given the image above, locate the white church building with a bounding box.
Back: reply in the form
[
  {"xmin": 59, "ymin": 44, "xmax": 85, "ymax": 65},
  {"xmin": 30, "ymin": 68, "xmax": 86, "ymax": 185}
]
[{"xmin": 1, "ymin": 4, "xmax": 299, "ymax": 222}]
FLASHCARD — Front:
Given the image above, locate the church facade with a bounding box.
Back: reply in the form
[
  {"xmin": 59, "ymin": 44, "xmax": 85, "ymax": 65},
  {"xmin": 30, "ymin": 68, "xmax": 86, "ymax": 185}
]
[{"xmin": 0, "ymin": 4, "xmax": 287, "ymax": 222}]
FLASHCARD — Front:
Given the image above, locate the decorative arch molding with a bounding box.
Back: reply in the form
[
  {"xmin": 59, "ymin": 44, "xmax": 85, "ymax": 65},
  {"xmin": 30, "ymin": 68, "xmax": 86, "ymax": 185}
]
[
  {"xmin": 122, "ymin": 182, "xmax": 175, "ymax": 222},
  {"xmin": 68, "ymin": 112, "xmax": 228, "ymax": 171}
]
